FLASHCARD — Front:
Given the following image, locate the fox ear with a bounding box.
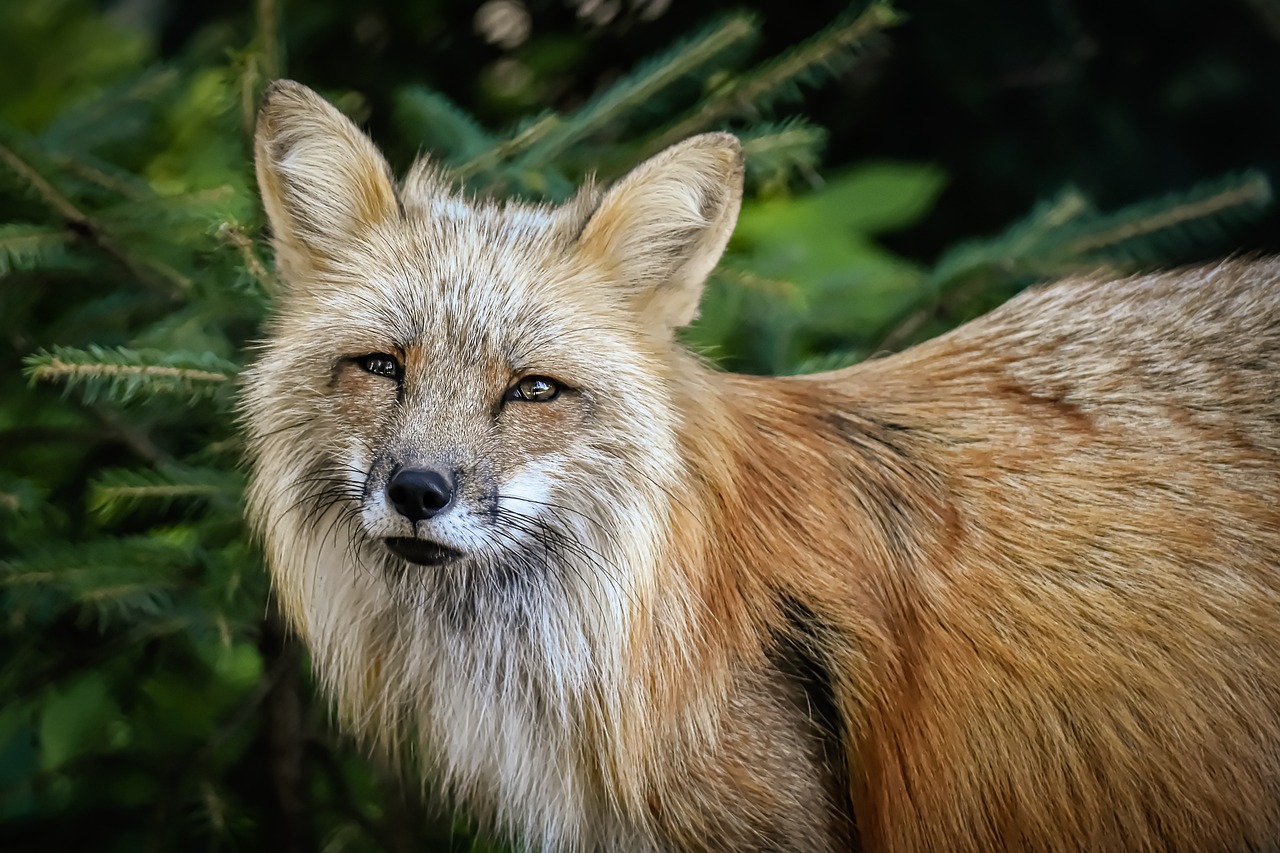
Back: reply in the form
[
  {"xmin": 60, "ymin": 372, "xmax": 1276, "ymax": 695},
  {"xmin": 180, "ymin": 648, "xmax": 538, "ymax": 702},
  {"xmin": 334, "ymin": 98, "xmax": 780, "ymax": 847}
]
[
  {"xmin": 254, "ymin": 80, "xmax": 399, "ymax": 280},
  {"xmin": 576, "ymin": 133, "xmax": 743, "ymax": 332}
]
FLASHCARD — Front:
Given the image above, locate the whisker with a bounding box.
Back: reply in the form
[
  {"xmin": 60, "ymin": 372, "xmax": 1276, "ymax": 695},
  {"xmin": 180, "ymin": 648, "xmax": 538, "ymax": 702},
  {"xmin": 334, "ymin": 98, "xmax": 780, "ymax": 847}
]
[
  {"xmin": 494, "ymin": 509, "xmax": 641, "ymax": 613},
  {"xmin": 489, "ymin": 524, "xmax": 612, "ymax": 627},
  {"xmin": 495, "ymin": 494, "xmax": 612, "ymax": 534}
]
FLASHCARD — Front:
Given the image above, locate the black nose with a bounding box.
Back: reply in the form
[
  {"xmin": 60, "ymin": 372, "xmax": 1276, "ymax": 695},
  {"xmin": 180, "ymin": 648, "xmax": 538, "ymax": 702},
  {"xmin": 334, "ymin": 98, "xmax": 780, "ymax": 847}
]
[{"xmin": 386, "ymin": 467, "xmax": 454, "ymax": 522}]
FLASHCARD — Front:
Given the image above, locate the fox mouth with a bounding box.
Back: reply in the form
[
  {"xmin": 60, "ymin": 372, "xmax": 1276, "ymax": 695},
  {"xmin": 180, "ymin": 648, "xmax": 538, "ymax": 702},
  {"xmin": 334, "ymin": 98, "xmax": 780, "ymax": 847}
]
[{"xmin": 384, "ymin": 537, "xmax": 464, "ymax": 566}]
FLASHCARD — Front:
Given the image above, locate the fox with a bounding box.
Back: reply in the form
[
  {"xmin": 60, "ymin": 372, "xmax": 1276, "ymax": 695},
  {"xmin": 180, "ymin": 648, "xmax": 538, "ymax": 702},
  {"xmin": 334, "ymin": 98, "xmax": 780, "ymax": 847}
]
[{"xmin": 242, "ymin": 79, "xmax": 1280, "ymax": 852}]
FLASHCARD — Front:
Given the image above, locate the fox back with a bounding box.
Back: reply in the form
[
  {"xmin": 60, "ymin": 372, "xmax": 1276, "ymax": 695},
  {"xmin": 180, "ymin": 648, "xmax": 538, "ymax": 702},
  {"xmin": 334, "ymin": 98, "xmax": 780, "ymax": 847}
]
[{"xmin": 243, "ymin": 81, "xmax": 1280, "ymax": 852}]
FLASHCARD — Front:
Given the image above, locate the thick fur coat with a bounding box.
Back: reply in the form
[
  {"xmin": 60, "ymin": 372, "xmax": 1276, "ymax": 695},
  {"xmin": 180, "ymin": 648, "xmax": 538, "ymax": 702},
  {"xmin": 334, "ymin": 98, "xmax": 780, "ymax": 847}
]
[{"xmin": 242, "ymin": 80, "xmax": 1280, "ymax": 852}]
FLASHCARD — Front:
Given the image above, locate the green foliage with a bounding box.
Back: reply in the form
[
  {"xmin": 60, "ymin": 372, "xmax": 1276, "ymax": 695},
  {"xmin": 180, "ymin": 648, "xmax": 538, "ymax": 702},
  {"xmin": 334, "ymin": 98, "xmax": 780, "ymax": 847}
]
[
  {"xmin": 934, "ymin": 171, "xmax": 1273, "ymax": 283},
  {"xmin": 509, "ymin": 12, "xmax": 760, "ymax": 172},
  {"xmin": 89, "ymin": 465, "xmax": 243, "ymax": 524},
  {"xmin": 0, "ymin": 0, "xmax": 1272, "ymax": 850},
  {"xmin": 699, "ymin": 165, "xmax": 1273, "ymax": 372},
  {"xmin": 24, "ymin": 345, "xmax": 237, "ymax": 405},
  {"xmin": 738, "ymin": 119, "xmax": 828, "ymax": 193},
  {"xmin": 645, "ymin": 3, "xmax": 901, "ymax": 156},
  {"xmin": 692, "ymin": 162, "xmax": 945, "ymax": 371},
  {"xmin": 0, "ymin": 224, "xmax": 75, "ymax": 275},
  {"xmin": 437, "ymin": 3, "xmax": 899, "ymax": 196},
  {"xmin": 393, "ymin": 86, "xmax": 497, "ymax": 165}
]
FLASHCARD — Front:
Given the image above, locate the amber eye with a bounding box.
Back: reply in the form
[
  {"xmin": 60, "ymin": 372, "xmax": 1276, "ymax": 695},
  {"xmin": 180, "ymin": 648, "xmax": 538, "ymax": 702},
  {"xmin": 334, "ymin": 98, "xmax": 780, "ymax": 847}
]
[
  {"xmin": 506, "ymin": 375, "xmax": 562, "ymax": 403},
  {"xmin": 358, "ymin": 353, "xmax": 402, "ymax": 380}
]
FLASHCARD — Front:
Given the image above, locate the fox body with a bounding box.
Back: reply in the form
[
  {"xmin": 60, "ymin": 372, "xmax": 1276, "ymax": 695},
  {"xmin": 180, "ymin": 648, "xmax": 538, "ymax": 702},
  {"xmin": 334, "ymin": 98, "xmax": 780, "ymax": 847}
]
[{"xmin": 243, "ymin": 80, "xmax": 1280, "ymax": 852}]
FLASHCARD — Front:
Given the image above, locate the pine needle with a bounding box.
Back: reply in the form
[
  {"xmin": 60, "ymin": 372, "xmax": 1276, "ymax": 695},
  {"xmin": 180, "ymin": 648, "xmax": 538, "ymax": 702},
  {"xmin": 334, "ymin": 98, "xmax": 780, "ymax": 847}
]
[
  {"xmin": 0, "ymin": 477, "xmax": 40, "ymax": 515},
  {"xmin": 90, "ymin": 466, "xmax": 243, "ymax": 522},
  {"xmin": 0, "ymin": 129, "xmax": 190, "ymax": 295},
  {"xmin": 644, "ymin": 2, "xmax": 901, "ymax": 154},
  {"xmin": 0, "ymin": 223, "xmax": 73, "ymax": 275},
  {"xmin": 53, "ymin": 155, "xmax": 152, "ymax": 200},
  {"xmin": 740, "ymin": 119, "xmax": 828, "ymax": 188},
  {"xmin": 880, "ymin": 172, "xmax": 1274, "ymax": 352},
  {"xmin": 217, "ymin": 222, "xmax": 277, "ymax": 295},
  {"xmin": 394, "ymin": 85, "xmax": 496, "ymax": 165},
  {"xmin": 1, "ymin": 536, "xmax": 192, "ymax": 585},
  {"xmin": 794, "ymin": 350, "xmax": 866, "ymax": 374},
  {"xmin": 1062, "ymin": 172, "xmax": 1272, "ymax": 258},
  {"xmin": 1, "ymin": 535, "xmax": 194, "ymax": 630},
  {"xmin": 453, "ymin": 113, "xmax": 562, "ymax": 181},
  {"xmin": 469, "ymin": 13, "xmax": 758, "ymax": 177},
  {"xmin": 714, "ymin": 264, "xmax": 802, "ymax": 300},
  {"xmin": 25, "ymin": 345, "xmax": 236, "ymax": 404}
]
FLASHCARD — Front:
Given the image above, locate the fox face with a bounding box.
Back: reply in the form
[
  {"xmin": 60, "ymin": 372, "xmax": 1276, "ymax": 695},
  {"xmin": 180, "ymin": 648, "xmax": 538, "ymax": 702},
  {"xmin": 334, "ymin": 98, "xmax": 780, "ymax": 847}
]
[
  {"xmin": 263, "ymin": 195, "xmax": 670, "ymax": 623},
  {"xmin": 246, "ymin": 81, "xmax": 740, "ymax": 627}
]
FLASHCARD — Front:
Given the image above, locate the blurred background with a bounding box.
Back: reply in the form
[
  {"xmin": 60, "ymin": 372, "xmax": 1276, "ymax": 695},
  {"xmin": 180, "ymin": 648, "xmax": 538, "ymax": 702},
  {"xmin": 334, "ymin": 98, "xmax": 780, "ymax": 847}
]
[{"xmin": 3, "ymin": 0, "xmax": 1279, "ymax": 850}]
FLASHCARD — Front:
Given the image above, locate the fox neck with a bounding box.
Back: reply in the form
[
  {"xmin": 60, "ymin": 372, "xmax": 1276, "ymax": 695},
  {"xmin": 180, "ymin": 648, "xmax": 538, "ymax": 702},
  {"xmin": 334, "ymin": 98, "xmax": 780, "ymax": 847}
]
[{"xmin": 608, "ymin": 358, "xmax": 941, "ymax": 819}]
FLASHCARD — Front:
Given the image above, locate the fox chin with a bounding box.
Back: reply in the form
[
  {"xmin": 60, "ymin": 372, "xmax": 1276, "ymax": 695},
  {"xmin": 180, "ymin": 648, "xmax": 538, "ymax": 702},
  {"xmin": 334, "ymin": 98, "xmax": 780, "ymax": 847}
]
[{"xmin": 242, "ymin": 79, "xmax": 1280, "ymax": 852}]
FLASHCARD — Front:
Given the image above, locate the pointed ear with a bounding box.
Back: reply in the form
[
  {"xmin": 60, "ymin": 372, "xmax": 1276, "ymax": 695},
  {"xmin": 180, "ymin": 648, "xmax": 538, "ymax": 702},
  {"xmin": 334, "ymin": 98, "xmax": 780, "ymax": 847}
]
[
  {"xmin": 255, "ymin": 80, "xmax": 399, "ymax": 281},
  {"xmin": 576, "ymin": 133, "xmax": 743, "ymax": 333}
]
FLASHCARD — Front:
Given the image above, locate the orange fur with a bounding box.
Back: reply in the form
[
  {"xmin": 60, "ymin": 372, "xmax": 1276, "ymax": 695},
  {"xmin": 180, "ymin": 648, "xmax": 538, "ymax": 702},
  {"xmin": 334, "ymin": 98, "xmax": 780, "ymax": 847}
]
[{"xmin": 637, "ymin": 261, "xmax": 1280, "ymax": 851}]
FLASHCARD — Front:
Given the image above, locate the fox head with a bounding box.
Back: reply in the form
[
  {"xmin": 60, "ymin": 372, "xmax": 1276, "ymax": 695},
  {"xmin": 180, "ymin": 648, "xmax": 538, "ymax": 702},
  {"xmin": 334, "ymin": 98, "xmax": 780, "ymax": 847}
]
[{"xmin": 242, "ymin": 82, "xmax": 742, "ymax": 830}]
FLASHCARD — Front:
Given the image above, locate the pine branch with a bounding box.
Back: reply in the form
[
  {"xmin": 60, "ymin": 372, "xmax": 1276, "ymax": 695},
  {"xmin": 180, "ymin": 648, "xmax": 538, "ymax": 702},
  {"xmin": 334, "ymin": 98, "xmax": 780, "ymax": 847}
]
[
  {"xmin": 451, "ymin": 10, "xmax": 758, "ymax": 183},
  {"xmin": 25, "ymin": 345, "xmax": 236, "ymax": 404},
  {"xmin": 1004, "ymin": 187, "xmax": 1093, "ymax": 247},
  {"xmin": 90, "ymin": 466, "xmax": 243, "ymax": 522},
  {"xmin": 39, "ymin": 68, "xmax": 179, "ymax": 155},
  {"xmin": 1, "ymin": 536, "xmax": 196, "ymax": 631},
  {"xmin": 0, "ymin": 131, "xmax": 189, "ymax": 295},
  {"xmin": 50, "ymin": 152, "xmax": 152, "ymax": 201},
  {"xmin": 714, "ymin": 264, "xmax": 802, "ymax": 300},
  {"xmin": 0, "ymin": 476, "xmax": 41, "ymax": 516},
  {"xmin": 739, "ymin": 119, "xmax": 828, "ymax": 187},
  {"xmin": 88, "ymin": 405, "xmax": 173, "ymax": 467},
  {"xmin": 2, "ymin": 536, "xmax": 191, "ymax": 587},
  {"xmin": 794, "ymin": 350, "xmax": 865, "ymax": 374},
  {"xmin": 0, "ymin": 223, "xmax": 74, "ymax": 275},
  {"xmin": 217, "ymin": 222, "xmax": 277, "ymax": 295},
  {"xmin": 394, "ymin": 85, "xmax": 496, "ymax": 165},
  {"xmin": 256, "ymin": 0, "xmax": 282, "ymax": 82},
  {"xmin": 877, "ymin": 172, "xmax": 1273, "ymax": 353},
  {"xmin": 453, "ymin": 113, "xmax": 561, "ymax": 181},
  {"xmin": 237, "ymin": 0, "xmax": 285, "ymax": 132},
  {"xmin": 0, "ymin": 137, "xmax": 93, "ymax": 224},
  {"xmin": 1060, "ymin": 171, "xmax": 1272, "ymax": 259},
  {"xmin": 469, "ymin": 13, "xmax": 758, "ymax": 177},
  {"xmin": 103, "ymin": 186, "xmax": 239, "ymax": 239},
  {"xmin": 644, "ymin": 2, "xmax": 901, "ymax": 154},
  {"xmin": 875, "ymin": 189, "xmax": 1100, "ymax": 353},
  {"xmin": 924, "ymin": 187, "xmax": 1095, "ymax": 293}
]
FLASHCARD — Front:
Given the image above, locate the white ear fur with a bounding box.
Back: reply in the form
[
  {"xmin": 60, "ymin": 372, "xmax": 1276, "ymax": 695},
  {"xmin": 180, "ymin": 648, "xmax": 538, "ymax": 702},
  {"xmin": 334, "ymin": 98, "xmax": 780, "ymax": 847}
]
[
  {"xmin": 576, "ymin": 133, "xmax": 744, "ymax": 332},
  {"xmin": 254, "ymin": 80, "xmax": 399, "ymax": 281}
]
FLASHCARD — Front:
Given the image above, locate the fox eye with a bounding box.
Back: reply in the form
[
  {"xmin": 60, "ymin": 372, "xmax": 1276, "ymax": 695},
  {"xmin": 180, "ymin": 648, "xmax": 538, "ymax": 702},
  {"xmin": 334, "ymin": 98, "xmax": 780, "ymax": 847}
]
[
  {"xmin": 506, "ymin": 375, "xmax": 561, "ymax": 403},
  {"xmin": 358, "ymin": 353, "xmax": 402, "ymax": 381}
]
